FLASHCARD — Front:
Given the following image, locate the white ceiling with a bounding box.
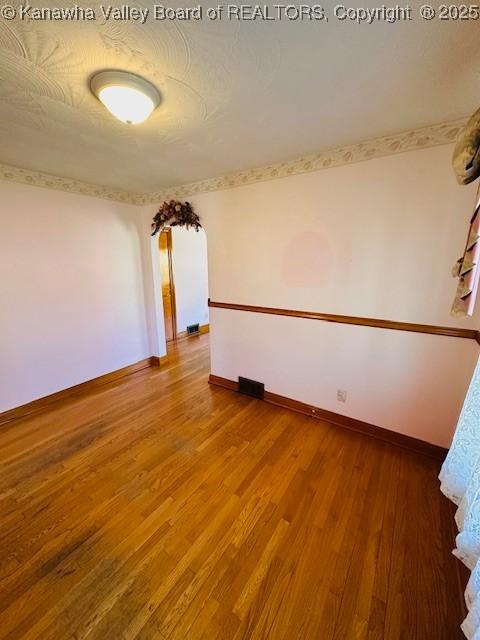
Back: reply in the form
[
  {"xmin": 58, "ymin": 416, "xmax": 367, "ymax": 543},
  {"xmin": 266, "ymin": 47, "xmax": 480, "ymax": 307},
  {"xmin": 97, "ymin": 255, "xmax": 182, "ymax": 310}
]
[{"xmin": 0, "ymin": 1, "xmax": 478, "ymax": 193}]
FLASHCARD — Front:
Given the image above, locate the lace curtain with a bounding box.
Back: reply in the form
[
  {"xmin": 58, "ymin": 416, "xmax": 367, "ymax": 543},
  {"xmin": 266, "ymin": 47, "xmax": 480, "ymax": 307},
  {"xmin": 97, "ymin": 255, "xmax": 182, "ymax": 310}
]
[{"xmin": 440, "ymin": 356, "xmax": 480, "ymax": 639}]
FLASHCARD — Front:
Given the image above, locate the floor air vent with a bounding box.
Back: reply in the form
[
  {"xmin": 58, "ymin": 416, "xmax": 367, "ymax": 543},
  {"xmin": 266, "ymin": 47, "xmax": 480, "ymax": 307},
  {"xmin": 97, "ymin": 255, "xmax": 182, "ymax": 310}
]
[
  {"xmin": 238, "ymin": 377, "xmax": 265, "ymax": 399},
  {"xmin": 187, "ymin": 323, "xmax": 200, "ymax": 335}
]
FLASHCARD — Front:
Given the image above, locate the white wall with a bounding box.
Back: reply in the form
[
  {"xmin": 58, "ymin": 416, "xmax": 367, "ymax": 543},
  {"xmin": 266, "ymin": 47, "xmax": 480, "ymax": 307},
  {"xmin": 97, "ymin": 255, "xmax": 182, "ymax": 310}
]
[
  {"xmin": 0, "ymin": 181, "xmax": 165, "ymax": 413},
  {"xmin": 191, "ymin": 144, "xmax": 480, "ymax": 447},
  {"xmin": 3, "ymin": 144, "xmax": 478, "ymax": 447},
  {"xmin": 171, "ymin": 227, "xmax": 209, "ymax": 332}
]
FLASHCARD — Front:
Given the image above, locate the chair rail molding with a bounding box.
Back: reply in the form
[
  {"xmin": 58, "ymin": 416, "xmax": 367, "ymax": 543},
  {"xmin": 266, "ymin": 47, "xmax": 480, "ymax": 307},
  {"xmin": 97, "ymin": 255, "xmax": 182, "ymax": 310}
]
[{"xmin": 208, "ymin": 300, "xmax": 479, "ymax": 341}]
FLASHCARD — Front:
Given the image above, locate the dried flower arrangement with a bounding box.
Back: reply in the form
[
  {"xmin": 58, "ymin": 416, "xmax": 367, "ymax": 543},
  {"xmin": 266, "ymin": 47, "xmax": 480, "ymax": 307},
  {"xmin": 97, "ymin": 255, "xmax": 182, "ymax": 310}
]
[{"xmin": 151, "ymin": 200, "xmax": 202, "ymax": 236}]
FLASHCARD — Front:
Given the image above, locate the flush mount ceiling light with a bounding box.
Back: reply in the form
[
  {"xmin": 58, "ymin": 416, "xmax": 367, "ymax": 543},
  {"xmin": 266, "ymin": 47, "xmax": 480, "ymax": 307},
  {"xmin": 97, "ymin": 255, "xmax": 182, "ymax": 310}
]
[{"xmin": 90, "ymin": 70, "xmax": 161, "ymax": 125}]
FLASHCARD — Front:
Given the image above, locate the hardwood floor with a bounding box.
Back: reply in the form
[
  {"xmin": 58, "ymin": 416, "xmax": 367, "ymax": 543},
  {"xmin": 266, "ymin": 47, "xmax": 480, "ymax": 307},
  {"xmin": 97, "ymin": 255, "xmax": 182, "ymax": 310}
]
[{"xmin": 0, "ymin": 334, "xmax": 464, "ymax": 639}]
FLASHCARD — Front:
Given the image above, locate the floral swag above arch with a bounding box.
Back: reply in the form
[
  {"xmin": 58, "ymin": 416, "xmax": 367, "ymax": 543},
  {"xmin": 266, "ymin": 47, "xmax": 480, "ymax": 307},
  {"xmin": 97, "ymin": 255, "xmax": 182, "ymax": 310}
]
[{"xmin": 151, "ymin": 200, "xmax": 202, "ymax": 236}]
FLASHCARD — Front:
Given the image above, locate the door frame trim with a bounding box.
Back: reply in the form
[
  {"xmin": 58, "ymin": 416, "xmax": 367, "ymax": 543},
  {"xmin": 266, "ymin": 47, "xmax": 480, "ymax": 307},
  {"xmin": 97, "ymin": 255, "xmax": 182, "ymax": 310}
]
[{"xmin": 159, "ymin": 228, "xmax": 178, "ymax": 342}]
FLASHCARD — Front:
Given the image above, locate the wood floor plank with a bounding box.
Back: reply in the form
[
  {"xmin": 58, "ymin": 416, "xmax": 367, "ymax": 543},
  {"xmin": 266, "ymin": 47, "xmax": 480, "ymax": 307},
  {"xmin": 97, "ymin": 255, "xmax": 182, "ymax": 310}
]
[{"xmin": 0, "ymin": 333, "xmax": 464, "ymax": 639}]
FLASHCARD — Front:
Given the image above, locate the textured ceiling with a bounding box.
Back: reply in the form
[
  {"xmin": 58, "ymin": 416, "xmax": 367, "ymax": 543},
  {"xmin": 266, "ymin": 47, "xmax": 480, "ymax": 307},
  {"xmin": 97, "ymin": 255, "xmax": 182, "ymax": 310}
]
[{"xmin": 0, "ymin": 1, "xmax": 479, "ymax": 193}]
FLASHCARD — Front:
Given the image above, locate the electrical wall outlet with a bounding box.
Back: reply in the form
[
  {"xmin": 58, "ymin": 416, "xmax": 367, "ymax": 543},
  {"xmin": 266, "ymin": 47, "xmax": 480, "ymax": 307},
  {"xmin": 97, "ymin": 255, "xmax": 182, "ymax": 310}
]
[{"xmin": 337, "ymin": 389, "xmax": 347, "ymax": 403}]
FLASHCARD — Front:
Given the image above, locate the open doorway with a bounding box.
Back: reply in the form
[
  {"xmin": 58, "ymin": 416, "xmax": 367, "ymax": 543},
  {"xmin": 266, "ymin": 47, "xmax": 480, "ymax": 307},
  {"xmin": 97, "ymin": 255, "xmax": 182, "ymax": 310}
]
[{"xmin": 158, "ymin": 226, "xmax": 209, "ymax": 343}]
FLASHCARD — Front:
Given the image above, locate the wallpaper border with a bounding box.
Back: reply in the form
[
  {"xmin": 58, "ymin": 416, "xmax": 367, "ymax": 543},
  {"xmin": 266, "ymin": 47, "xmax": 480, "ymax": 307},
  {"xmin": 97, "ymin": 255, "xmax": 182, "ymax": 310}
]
[
  {"xmin": 0, "ymin": 163, "xmax": 145, "ymax": 205},
  {"xmin": 0, "ymin": 117, "xmax": 467, "ymax": 206},
  {"xmin": 148, "ymin": 118, "xmax": 466, "ymax": 202}
]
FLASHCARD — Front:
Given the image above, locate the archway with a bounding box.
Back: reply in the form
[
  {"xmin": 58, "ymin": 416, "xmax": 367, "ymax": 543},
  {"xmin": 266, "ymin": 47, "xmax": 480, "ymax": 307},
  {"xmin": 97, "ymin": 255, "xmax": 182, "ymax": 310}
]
[{"xmin": 158, "ymin": 225, "xmax": 209, "ymax": 345}]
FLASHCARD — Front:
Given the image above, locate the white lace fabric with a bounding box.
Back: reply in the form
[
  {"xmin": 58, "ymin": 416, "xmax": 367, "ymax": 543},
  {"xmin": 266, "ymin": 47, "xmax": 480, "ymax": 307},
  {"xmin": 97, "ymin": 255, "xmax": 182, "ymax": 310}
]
[{"xmin": 440, "ymin": 356, "xmax": 480, "ymax": 639}]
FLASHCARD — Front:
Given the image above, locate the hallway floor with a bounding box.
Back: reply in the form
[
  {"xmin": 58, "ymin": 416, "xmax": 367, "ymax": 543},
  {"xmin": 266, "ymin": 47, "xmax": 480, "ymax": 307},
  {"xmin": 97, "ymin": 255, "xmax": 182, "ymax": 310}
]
[{"xmin": 0, "ymin": 334, "xmax": 464, "ymax": 639}]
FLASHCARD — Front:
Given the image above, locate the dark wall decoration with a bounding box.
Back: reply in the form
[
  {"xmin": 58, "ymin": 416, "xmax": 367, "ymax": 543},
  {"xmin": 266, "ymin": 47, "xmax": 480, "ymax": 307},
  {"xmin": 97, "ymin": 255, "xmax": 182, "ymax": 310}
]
[{"xmin": 151, "ymin": 200, "xmax": 202, "ymax": 236}]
